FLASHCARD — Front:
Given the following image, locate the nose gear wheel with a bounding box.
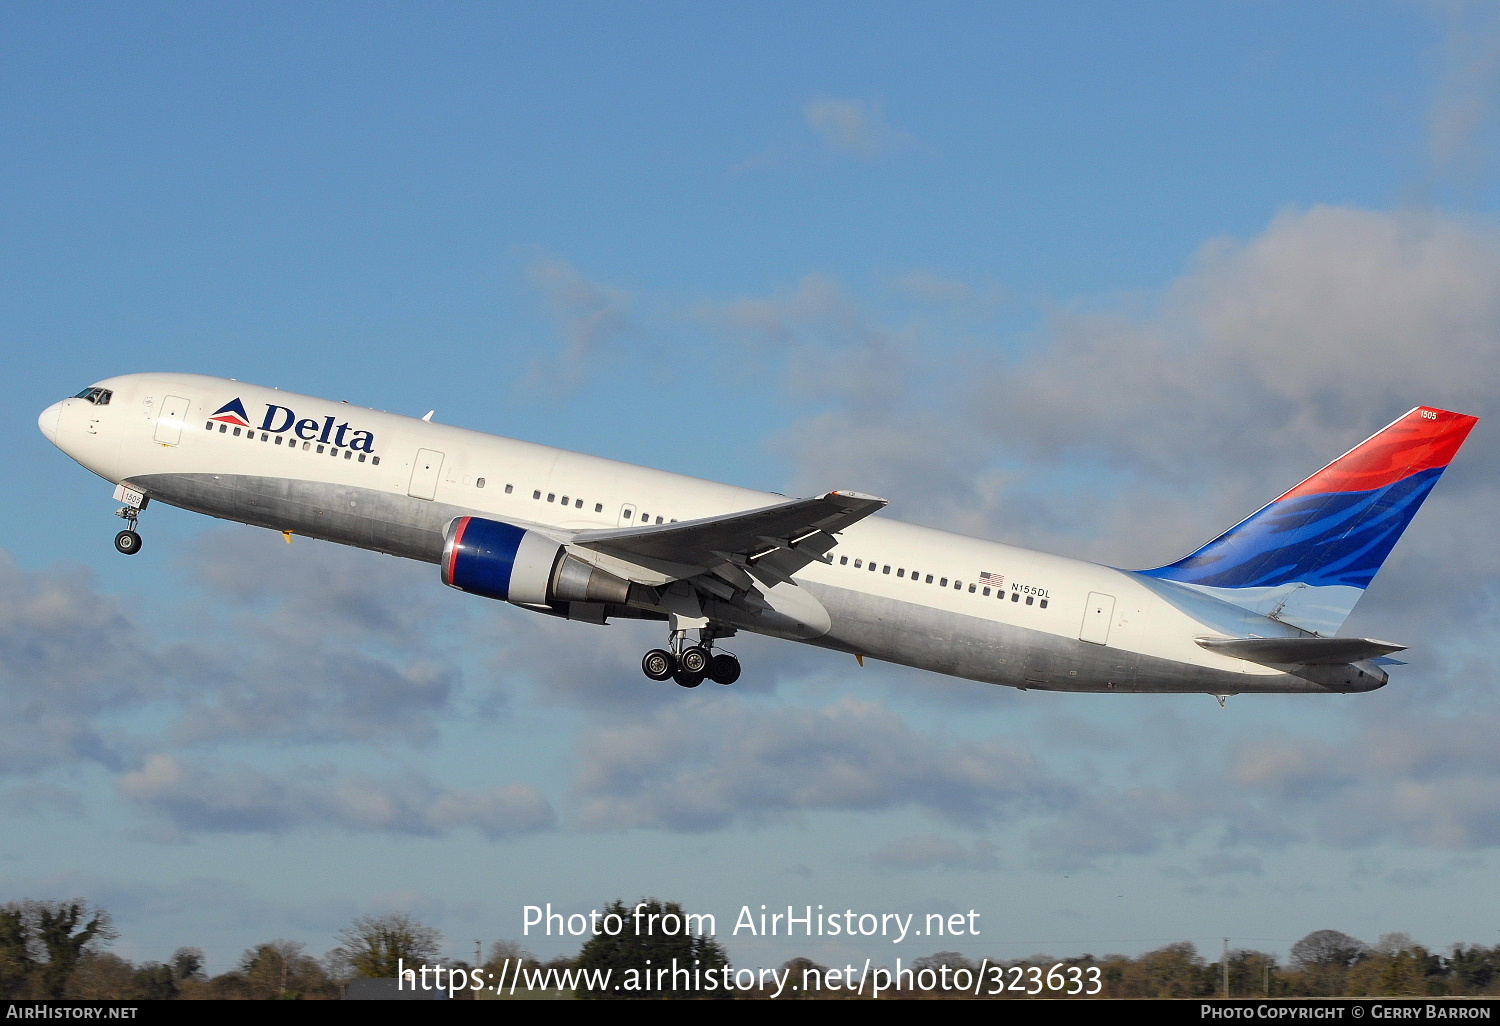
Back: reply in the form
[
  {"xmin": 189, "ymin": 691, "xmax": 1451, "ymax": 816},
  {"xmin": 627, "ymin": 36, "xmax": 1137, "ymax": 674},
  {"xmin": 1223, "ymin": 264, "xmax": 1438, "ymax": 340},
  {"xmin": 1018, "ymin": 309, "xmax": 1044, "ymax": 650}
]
[{"xmin": 112, "ymin": 502, "xmax": 144, "ymax": 555}]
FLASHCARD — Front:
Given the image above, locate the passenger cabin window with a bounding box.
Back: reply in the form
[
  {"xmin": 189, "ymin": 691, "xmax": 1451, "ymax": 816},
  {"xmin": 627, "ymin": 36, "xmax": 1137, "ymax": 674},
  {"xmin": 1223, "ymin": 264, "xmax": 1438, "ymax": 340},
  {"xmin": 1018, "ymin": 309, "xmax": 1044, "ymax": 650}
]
[
  {"xmin": 854, "ymin": 559, "xmax": 862, "ymax": 568},
  {"xmin": 477, "ymin": 478, "xmax": 486, "ymax": 488},
  {"xmin": 548, "ymin": 494, "xmax": 556, "ymax": 502},
  {"xmin": 925, "ymin": 574, "xmax": 933, "ymax": 584},
  {"xmin": 840, "ymin": 556, "xmax": 848, "ymax": 565},
  {"xmin": 576, "ymin": 499, "xmax": 583, "ymax": 509},
  {"xmin": 882, "ymin": 565, "xmax": 890, "ymax": 574},
  {"xmin": 506, "ymin": 484, "xmax": 514, "ymax": 494},
  {"xmin": 594, "ymin": 502, "xmax": 602, "ymax": 512},
  {"xmin": 534, "ymin": 490, "xmax": 542, "ymax": 499}
]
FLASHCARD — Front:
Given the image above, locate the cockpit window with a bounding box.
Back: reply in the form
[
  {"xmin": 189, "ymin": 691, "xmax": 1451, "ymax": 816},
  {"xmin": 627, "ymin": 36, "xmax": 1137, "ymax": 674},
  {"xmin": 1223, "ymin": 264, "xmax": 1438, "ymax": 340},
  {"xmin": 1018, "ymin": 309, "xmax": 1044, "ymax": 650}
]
[{"xmin": 73, "ymin": 387, "xmax": 112, "ymax": 406}]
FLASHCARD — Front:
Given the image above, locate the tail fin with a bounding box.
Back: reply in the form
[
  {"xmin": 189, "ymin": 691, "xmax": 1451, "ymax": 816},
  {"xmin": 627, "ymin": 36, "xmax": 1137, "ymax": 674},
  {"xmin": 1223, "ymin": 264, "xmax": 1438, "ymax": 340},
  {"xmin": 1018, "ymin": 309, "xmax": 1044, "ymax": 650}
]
[{"xmin": 1139, "ymin": 406, "xmax": 1478, "ymax": 634}]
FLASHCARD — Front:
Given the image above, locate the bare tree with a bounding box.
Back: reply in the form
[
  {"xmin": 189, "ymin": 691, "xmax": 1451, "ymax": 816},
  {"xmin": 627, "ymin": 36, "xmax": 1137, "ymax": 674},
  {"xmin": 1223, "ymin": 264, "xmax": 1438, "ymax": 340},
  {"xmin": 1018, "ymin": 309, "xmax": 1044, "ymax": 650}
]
[
  {"xmin": 328, "ymin": 912, "xmax": 442, "ymax": 979},
  {"xmin": 0, "ymin": 900, "xmax": 115, "ymax": 999},
  {"xmin": 1291, "ymin": 930, "xmax": 1368, "ymax": 971},
  {"xmin": 1291, "ymin": 930, "xmax": 1368, "ymax": 996}
]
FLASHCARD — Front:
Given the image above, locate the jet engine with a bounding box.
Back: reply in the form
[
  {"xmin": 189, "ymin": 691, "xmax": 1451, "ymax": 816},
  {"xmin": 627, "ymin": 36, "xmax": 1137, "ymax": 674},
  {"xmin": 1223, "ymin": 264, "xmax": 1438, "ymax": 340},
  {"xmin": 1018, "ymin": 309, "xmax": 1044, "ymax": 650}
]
[{"xmin": 441, "ymin": 516, "xmax": 631, "ymax": 608}]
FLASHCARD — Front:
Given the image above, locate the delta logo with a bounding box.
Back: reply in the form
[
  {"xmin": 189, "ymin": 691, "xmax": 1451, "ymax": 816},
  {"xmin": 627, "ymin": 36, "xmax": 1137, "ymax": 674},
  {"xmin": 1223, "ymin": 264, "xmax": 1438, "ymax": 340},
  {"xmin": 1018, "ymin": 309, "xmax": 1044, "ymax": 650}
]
[
  {"xmin": 212, "ymin": 397, "xmax": 378, "ymax": 453},
  {"xmin": 208, "ymin": 398, "xmax": 251, "ymax": 427}
]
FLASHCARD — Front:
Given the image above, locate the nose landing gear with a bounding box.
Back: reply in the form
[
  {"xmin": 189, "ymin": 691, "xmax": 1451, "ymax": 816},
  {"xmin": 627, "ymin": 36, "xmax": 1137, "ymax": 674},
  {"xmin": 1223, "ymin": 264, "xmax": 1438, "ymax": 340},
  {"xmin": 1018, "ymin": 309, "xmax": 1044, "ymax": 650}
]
[
  {"xmin": 110, "ymin": 485, "xmax": 148, "ymax": 555},
  {"xmin": 641, "ymin": 618, "xmax": 741, "ymax": 687}
]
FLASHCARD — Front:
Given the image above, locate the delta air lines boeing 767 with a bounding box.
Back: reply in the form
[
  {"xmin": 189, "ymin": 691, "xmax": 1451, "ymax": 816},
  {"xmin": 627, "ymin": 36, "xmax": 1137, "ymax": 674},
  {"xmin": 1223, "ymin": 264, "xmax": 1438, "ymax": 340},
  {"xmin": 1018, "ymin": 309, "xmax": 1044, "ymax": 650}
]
[{"xmin": 38, "ymin": 373, "xmax": 1477, "ymax": 696}]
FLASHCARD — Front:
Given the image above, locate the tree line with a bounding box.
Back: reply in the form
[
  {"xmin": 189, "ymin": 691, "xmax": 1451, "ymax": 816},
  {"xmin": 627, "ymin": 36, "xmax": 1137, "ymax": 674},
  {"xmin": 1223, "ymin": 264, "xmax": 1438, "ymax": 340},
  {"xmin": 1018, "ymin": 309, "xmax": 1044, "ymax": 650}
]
[{"xmin": 2, "ymin": 897, "xmax": 1497, "ymax": 999}]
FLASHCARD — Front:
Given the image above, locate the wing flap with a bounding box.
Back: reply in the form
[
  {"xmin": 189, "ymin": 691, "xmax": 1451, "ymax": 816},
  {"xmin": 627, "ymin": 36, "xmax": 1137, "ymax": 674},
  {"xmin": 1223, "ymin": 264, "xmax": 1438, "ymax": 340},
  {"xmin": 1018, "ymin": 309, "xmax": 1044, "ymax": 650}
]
[
  {"xmin": 1196, "ymin": 636, "xmax": 1406, "ymax": 665},
  {"xmin": 573, "ymin": 491, "xmax": 887, "ymax": 580}
]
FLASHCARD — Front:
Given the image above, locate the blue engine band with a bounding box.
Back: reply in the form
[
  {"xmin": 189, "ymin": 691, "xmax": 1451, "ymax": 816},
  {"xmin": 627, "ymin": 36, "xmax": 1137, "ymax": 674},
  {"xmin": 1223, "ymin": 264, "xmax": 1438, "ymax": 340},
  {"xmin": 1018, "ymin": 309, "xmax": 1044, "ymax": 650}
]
[{"xmin": 449, "ymin": 517, "xmax": 529, "ymax": 600}]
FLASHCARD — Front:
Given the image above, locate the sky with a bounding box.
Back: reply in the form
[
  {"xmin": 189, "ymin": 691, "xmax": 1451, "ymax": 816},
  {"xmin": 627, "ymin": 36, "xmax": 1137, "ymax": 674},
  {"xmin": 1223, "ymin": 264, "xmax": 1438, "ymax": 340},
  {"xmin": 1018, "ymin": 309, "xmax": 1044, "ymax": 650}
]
[{"xmin": 4, "ymin": 0, "xmax": 1500, "ymax": 975}]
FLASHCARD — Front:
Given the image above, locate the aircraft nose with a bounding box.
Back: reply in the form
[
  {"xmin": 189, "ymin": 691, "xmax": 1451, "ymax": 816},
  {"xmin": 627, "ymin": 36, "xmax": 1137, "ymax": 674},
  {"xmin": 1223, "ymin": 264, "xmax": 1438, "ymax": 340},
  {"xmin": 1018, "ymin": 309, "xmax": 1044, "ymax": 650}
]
[{"xmin": 38, "ymin": 401, "xmax": 63, "ymax": 444}]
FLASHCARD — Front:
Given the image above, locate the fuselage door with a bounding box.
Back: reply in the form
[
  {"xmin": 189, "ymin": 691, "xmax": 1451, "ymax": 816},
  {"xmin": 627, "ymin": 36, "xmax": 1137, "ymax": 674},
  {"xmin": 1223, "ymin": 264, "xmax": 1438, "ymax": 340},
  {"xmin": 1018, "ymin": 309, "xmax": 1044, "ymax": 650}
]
[
  {"xmin": 408, "ymin": 449, "xmax": 445, "ymax": 500},
  {"xmin": 1079, "ymin": 592, "xmax": 1115, "ymax": 645},
  {"xmin": 153, "ymin": 395, "xmax": 191, "ymax": 446},
  {"xmin": 618, "ymin": 503, "xmax": 637, "ymax": 526}
]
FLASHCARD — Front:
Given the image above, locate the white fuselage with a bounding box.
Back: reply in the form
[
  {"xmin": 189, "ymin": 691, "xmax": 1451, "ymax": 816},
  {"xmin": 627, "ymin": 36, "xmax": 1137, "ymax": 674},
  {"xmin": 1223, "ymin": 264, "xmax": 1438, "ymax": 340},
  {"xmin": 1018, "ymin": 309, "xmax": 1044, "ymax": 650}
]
[{"xmin": 39, "ymin": 373, "xmax": 1385, "ymax": 695}]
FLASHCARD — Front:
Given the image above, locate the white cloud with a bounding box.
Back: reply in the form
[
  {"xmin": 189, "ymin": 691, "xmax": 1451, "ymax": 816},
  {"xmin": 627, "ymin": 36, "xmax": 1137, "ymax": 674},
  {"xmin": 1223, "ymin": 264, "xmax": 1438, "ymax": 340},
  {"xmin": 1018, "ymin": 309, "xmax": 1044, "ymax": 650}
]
[
  {"xmin": 804, "ymin": 97, "xmax": 912, "ymax": 157},
  {"xmin": 0, "ymin": 551, "xmax": 161, "ymax": 773},
  {"xmin": 525, "ymin": 257, "xmax": 634, "ymax": 394},
  {"xmin": 572, "ymin": 695, "xmax": 1074, "ymax": 832},
  {"xmin": 0, "ymin": 782, "xmax": 85, "ymax": 818},
  {"xmin": 118, "ymin": 754, "xmax": 555, "ymax": 841},
  {"xmin": 1426, "ymin": 0, "xmax": 1500, "ymax": 187},
  {"xmin": 870, "ymin": 834, "xmax": 1001, "ymax": 872},
  {"xmin": 1229, "ymin": 710, "xmax": 1500, "ymax": 851}
]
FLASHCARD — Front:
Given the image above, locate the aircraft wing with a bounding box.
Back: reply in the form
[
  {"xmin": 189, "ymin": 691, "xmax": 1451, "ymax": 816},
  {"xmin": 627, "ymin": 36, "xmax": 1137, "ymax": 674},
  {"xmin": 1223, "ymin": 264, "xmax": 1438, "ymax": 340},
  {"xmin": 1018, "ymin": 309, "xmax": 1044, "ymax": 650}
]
[
  {"xmin": 1195, "ymin": 636, "xmax": 1406, "ymax": 665},
  {"xmin": 571, "ymin": 490, "xmax": 887, "ymax": 592}
]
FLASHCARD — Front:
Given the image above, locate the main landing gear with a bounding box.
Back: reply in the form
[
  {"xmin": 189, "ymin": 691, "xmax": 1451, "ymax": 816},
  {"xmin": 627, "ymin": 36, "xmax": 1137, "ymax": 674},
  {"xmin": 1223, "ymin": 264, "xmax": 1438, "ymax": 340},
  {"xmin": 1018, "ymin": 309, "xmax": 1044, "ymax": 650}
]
[{"xmin": 642, "ymin": 618, "xmax": 741, "ymax": 688}]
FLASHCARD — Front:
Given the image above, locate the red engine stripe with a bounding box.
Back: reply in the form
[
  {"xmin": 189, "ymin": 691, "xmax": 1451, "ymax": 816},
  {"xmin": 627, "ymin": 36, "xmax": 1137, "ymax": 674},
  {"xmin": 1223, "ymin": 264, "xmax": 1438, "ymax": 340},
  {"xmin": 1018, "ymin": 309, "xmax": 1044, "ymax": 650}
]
[{"xmin": 446, "ymin": 516, "xmax": 471, "ymax": 585}]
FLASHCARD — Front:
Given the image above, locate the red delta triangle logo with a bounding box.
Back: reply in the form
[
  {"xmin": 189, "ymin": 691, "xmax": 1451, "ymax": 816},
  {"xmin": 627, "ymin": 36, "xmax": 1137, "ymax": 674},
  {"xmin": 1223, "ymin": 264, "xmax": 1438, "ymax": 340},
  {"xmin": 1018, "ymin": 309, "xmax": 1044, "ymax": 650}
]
[{"xmin": 209, "ymin": 398, "xmax": 251, "ymax": 427}]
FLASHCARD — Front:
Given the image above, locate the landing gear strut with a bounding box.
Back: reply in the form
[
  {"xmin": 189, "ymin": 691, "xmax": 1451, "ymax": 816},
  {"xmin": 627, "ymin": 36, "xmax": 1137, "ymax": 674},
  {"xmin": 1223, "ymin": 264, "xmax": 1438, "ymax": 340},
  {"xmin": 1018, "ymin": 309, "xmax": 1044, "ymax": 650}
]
[
  {"xmin": 113, "ymin": 509, "xmax": 143, "ymax": 555},
  {"xmin": 641, "ymin": 617, "xmax": 741, "ymax": 688},
  {"xmin": 110, "ymin": 485, "xmax": 148, "ymax": 555}
]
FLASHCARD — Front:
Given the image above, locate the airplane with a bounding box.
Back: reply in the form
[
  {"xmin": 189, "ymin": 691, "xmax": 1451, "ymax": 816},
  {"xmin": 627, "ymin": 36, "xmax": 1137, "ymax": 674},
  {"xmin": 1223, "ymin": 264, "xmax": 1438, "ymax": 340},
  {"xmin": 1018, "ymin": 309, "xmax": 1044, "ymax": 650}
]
[{"xmin": 37, "ymin": 373, "xmax": 1477, "ymax": 697}]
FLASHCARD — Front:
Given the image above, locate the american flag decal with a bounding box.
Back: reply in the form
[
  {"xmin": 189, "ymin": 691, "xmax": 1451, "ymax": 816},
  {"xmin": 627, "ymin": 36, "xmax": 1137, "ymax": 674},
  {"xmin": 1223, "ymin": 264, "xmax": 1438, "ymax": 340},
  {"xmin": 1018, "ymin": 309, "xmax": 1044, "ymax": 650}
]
[{"xmin": 980, "ymin": 571, "xmax": 1005, "ymax": 589}]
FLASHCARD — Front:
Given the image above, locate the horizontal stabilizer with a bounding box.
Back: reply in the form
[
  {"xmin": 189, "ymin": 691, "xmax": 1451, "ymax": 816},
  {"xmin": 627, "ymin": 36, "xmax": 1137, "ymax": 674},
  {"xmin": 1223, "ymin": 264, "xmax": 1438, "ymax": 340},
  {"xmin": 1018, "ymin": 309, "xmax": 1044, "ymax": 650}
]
[{"xmin": 1196, "ymin": 636, "xmax": 1406, "ymax": 665}]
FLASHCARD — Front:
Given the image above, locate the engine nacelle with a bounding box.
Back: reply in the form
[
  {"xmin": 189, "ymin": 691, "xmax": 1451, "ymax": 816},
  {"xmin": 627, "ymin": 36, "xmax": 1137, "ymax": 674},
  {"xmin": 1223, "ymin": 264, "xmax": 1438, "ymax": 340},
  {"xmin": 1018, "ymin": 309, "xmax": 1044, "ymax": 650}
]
[{"xmin": 440, "ymin": 516, "xmax": 631, "ymax": 608}]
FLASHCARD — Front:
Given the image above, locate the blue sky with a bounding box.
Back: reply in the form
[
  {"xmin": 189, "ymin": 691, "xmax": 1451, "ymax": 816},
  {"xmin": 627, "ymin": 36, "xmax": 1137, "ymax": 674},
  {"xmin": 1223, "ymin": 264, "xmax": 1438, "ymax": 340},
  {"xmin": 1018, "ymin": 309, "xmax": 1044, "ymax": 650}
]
[{"xmin": 6, "ymin": 1, "xmax": 1500, "ymax": 973}]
